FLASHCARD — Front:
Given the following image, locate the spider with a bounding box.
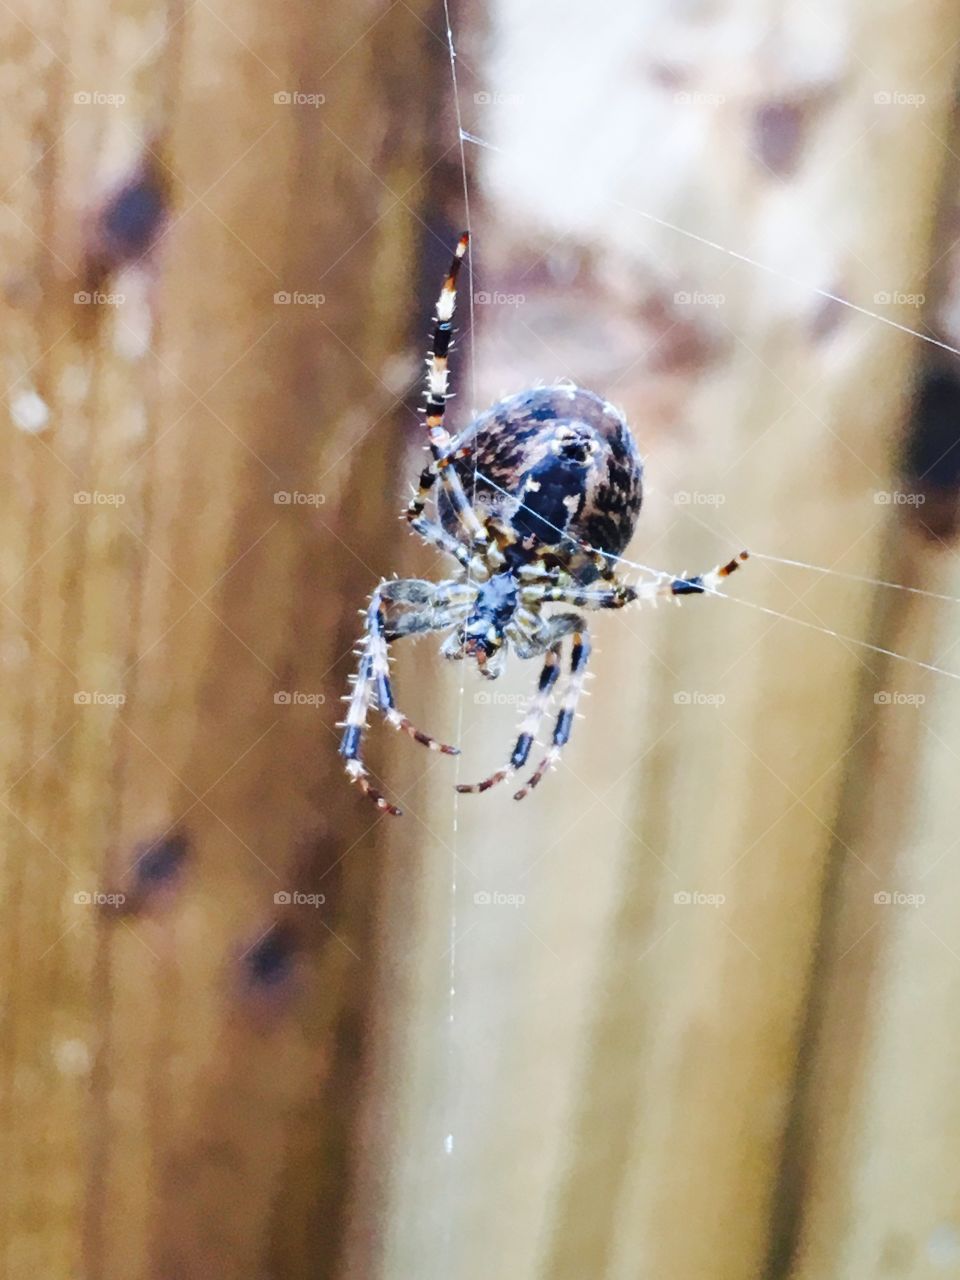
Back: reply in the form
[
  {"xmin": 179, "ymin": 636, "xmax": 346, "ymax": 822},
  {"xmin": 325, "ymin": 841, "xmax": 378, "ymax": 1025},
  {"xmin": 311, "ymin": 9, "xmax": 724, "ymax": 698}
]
[{"xmin": 339, "ymin": 233, "xmax": 747, "ymax": 815}]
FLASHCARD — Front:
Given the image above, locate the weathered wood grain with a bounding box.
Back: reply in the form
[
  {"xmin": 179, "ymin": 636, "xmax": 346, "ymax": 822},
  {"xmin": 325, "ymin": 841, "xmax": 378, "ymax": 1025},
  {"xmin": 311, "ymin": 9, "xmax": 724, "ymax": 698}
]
[{"xmin": 0, "ymin": 3, "xmax": 438, "ymax": 1277}]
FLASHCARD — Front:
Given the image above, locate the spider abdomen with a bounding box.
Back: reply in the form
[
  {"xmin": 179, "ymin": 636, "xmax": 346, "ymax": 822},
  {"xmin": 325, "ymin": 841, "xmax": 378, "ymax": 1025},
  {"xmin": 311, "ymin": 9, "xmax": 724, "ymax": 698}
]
[{"xmin": 442, "ymin": 384, "xmax": 644, "ymax": 578}]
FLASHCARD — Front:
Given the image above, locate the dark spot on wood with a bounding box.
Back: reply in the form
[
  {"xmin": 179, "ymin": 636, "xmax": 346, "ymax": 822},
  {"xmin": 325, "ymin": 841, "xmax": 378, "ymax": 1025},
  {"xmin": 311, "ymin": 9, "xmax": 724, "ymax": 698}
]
[
  {"xmin": 85, "ymin": 151, "xmax": 171, "ymax": 293},
  {"xmin": 903, "ymin": 359, "xmax": 960, "ymax": 539},
  {"xmin": 753, "ymin": 101, "xmax": 807, "ymax": 178},
  {"xmin": 244, "ymin": 923, "xmax": 297, "ymax": 988},
  {"xmin": 133, "ymin": 831, "xmax": 190, "ymax": 888},
  {"xmin": 102, "ymin": 177, "xmax": 167, "ymax": 260},
  {"xmin": 101, "ymin": 831, "xmax": 190, "ymax": 915}
]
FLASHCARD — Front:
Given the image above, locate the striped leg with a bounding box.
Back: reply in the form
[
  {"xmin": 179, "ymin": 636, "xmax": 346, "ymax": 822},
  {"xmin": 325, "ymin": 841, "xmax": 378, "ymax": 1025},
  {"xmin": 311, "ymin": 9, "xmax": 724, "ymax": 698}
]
[
  {"xmin": 340, "ymin": 580, "xmax": 463, "ymax": 816},
  {"xmin": 407, "ymin": 514, "xmax": 473, "ymax": 571},
  {"xmin": 339, "ymin": 650, "xmax": 399, "ymax": 814},
  {"xmin": 520, "ymin": 581, "xmax": 637, "ymax": 609},
  {"xmin": 520, "ymin": 551, "xmax": 748, "ymax": 611},
  {"xmin": 634, "ymin": 551, "xmax": 748, "ymax": 603},
  {"xmin": 515, "ymin": 621, "xmax": 592, "ymax": 801},
  {"xmin": 406, "ymin": 233, "xmax": 488, "ymax": 549},
  {"xmin": 405, "ymin": 444, "xmax": 472, "ymax": 525},
  {"xmin": 455, "ymin": 643, "xmax": 562, "ymax": 794},
  {"xmin": 642, "ymin": 552, "xmax": 757, "ymax": 601}
]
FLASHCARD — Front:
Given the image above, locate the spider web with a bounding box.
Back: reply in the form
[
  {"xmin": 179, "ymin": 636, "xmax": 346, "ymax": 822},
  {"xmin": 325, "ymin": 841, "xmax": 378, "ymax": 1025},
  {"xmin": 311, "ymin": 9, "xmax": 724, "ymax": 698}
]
[{"xmin": 440, "ymin": 1, "xmax": 475, "ymax": 1257}]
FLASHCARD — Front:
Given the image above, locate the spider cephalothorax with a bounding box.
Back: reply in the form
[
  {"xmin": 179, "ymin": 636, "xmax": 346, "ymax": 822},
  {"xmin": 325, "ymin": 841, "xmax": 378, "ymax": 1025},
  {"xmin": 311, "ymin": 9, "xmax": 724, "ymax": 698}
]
[{"xmin": 339, "ymin": 234, "xmax": 747, "ymax": 815}]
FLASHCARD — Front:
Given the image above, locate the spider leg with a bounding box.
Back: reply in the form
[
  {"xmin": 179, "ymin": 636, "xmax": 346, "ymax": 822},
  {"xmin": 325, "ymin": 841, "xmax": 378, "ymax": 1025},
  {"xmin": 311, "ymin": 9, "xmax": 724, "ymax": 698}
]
[
  {"xmin": 502, "ymin": 555, "xmax": 747, "ymax": 801},
  {"xmin": 368, "ymin": 587, "xmax": 463, "ymax": 753},
  {"xmin": 340, "ymin": 580, "xmax": 466, "ymax": 816},
  {"xmin": 383, "ymin": 584, "xmax": 474, "ymax": 640},
  {"xmin": 405, "ymin": 233, "xmax": 489, "ymax": 551},
  {"xmin": 633, "ymin": 550, "xmax": 748, "ymax": 602},
  {"xmin": 515, "ymin": 615, "xmax": 592, "ymax": 801},
  {"xmin": 455, "ymin": 643, "xmax": 562, "ymax": 794},
  {"xmin": 520, "ymin": 551, "xmax": 748, "ymax": 610},
  {"xmin": 339, "ymin": 650, "xmax": 399, "ymax": 815},
  {"xmin": 520, "ymin": 581, "xmax": 637, "ymax": 609},
  {"xmin": 407, "ymin": 514, "xmax": 481, "ymax": 575},
  {"xmin": 405, "ymin": 445, "xmax": 471, "ymax": 527}
]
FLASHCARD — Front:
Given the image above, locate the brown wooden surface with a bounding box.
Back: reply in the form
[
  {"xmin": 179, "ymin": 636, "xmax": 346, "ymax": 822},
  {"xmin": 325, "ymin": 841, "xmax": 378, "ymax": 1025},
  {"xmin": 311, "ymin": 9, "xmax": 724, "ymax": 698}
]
[
  {"xmin": 7, "ymin": 3, "xmax": 960, "ymax": 1279},
  {"xmin": 0, "ymin": 2, "xmax": 439, "ymax": 1277}
]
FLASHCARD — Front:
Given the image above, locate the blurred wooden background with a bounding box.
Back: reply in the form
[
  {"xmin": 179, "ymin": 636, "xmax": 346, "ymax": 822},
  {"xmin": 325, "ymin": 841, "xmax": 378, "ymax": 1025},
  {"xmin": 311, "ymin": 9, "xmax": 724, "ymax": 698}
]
[{"xmin": 4, "ymin": 1, "xmax": 960, "ymax": 1279}]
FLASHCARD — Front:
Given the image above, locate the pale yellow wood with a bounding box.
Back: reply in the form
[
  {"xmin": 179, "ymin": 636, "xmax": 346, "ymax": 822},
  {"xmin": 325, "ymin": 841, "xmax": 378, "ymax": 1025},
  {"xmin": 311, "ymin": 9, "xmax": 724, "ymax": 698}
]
[
  {"xmin": 349, "ymin": 3, "xmax": 960, "ymax": 1279},
  {"xmin": 784, "ymin": 530, "xmax": 960, "ymax": 1280}
]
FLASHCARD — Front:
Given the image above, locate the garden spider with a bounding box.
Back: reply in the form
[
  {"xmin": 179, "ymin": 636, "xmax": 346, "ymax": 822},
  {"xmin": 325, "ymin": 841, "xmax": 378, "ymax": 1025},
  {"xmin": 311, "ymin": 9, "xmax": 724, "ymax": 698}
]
[{"xmin": 339, "ymin": 233, "xmax": 747, "ymax": 815}]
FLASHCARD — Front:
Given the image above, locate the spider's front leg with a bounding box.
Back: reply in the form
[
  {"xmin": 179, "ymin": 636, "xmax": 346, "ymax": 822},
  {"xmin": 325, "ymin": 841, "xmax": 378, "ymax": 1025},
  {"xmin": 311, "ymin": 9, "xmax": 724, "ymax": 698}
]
[
  {"xmin": 339, "ymin": 579, "xmax": 468, "ymax": 816},
  {"xmin": 405, "ymin": 233, "xmax": 489, "ymax": 554}
]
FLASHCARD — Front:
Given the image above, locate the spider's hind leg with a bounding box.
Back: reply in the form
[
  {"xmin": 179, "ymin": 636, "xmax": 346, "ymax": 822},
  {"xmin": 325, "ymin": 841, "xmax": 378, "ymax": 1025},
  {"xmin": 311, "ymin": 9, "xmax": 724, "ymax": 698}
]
[
  {"xmin": 456, "ymin": 611, "xmax": 588, "ymax": 801},
  {"xmin": 514, "ymin": 616, "xmax": 592, "ymax": 801},
  {"xmin": 339, "ymin": 580, "xmax": 465, "ymax": 816},
  {"xmin": 455, "ymin": 642, "xmax": 562, "ymax": 794},
  {"xmin": 339, "ymin": 648, "xmax": 398, "ymax": 815}
]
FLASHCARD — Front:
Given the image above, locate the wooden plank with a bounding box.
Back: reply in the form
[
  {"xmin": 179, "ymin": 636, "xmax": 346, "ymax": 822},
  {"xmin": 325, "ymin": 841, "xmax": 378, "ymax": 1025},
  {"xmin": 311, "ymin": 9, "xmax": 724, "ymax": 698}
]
[
  {"xmin": 347, "ymin": 3, "xmax": 960, "ymax": 1278},
  {"xmin": 0, "ymin": 2, "xmax": 438, "ymax": 1277}
]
